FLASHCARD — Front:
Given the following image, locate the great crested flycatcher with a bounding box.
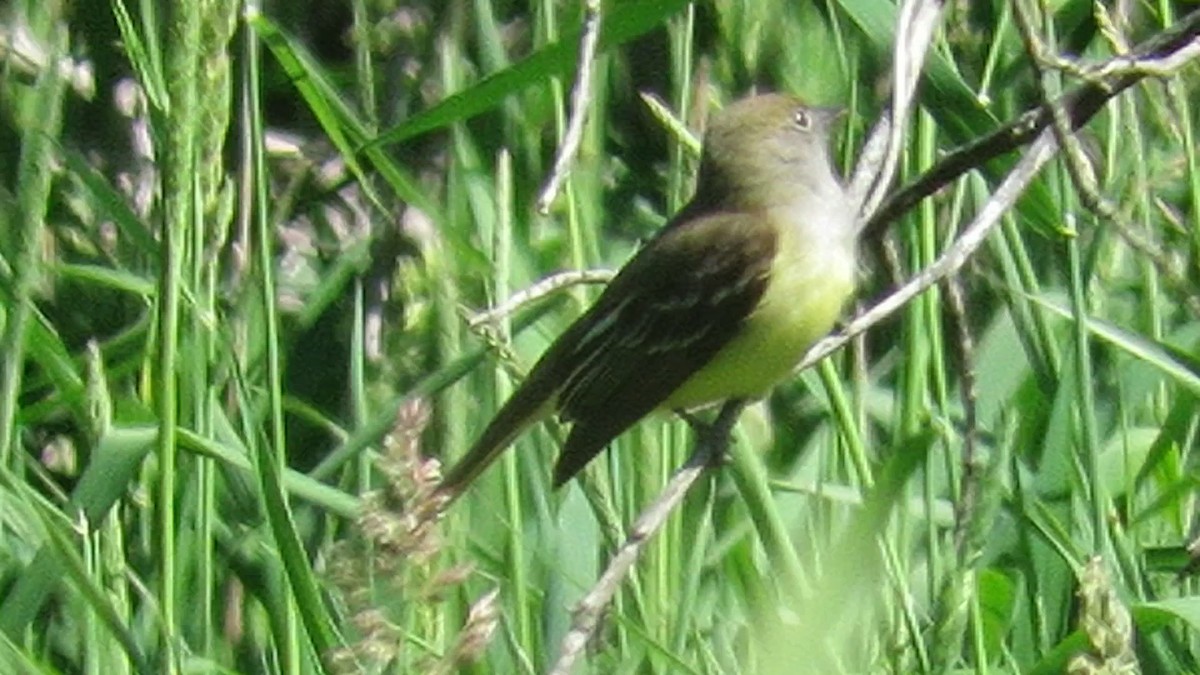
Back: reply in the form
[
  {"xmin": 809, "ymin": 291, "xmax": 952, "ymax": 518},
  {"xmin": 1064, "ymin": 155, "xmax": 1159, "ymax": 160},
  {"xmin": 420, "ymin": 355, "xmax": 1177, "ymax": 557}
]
[{"xmin": 438, "ymin": 93, "xmax": 857, "ymax": 501}]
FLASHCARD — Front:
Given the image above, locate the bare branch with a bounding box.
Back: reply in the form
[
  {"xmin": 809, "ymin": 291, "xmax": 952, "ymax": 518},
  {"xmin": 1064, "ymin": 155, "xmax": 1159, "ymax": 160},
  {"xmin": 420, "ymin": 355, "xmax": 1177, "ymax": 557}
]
[
  {"xmin": 850, "ymin": 0, "xmax": 947, "ymax": 224},
  {"xmin": 1012, "ymin": 0, "xmax": 1200, "ymax": 316},
  {"xmin": 864, "ymin": 8, "xmax": 1200, "ymax": 241},
  {"xmin": 467, "ymin": 268, "xmax": 614, "ymax": 329},
  {"xmin": 536, "ymin": 0, "xmax": 602, "ymax": 214},
  {"xmin": 1037, "ymin": 27, "xmax": 1200, "ymax": 85},
  {"xmin": 801, "ymin": 129, "xmax": 1060, "ymax": 372},
  {"xmin": 549, "ymin": 401, "xmax": 746, "ymax": 675}
]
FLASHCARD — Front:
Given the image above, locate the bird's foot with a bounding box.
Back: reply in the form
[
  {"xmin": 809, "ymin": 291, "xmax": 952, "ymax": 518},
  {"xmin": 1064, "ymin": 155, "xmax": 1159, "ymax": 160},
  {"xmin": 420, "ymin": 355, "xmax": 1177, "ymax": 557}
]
[{"xmin": 675, "ymin": 400, "xmax": 746, "ymax": 468}]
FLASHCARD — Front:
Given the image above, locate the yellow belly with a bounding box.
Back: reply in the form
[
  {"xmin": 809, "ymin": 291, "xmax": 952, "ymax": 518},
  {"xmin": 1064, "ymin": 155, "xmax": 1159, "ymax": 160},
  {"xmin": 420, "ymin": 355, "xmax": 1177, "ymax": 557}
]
[{"xmin": 663, "ymin": 231, "xmax": 855, "ymax": 410}]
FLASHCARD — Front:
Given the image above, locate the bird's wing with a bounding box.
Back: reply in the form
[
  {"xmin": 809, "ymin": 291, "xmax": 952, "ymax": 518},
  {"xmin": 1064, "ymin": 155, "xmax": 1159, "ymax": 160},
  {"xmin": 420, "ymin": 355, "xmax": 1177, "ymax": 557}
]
[
  {"xmin": 546, "ymin": 210, "xmax": 777, "ymax": 485},
  {"xmin": 437, "ymin": 210, "xmax": 777, "ymax": 501}
]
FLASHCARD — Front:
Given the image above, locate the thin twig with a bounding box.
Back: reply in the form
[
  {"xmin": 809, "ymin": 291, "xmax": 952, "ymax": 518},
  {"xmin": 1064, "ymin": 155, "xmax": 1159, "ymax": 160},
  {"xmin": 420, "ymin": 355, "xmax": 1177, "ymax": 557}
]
[
  {"xmin": 1012, "ymin": 0, "xmax": 1200, "ymax": 317},
  {"xmin": 536, "ymin": 0, "xmax": 602, "ymax": 214},
  {"xmin": 467, "ymin": 268, "xmax": 614, "ymax": 328},
  {"xmin": 549, "ymin": 401, "xmax": 746, "ymax": 675},
  {"xmin": 864, "ymin": 7, "xmax": 1200, "ymax": 240},
  {"xmin": 850, "ymin": 0, "xmax": 946, "ymax": 223},
  {"xmin": 1013, "ymin": 0, "xmax": 1118, "ymax": 222},
  {"xmin": 801, "ymin": 129, "xmax": 1061, "ymax": 373},
  {"xmin": 1036, "ymin": 28, "xmax": 1200, "ymax": 85}
]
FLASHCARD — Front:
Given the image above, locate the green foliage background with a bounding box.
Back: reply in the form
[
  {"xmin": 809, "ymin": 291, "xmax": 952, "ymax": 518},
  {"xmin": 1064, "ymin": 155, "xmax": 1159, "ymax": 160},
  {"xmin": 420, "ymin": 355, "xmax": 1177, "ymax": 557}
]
[{"xmin": 2, "ymin": 0, "xmax": 1200, "ymax": 673}]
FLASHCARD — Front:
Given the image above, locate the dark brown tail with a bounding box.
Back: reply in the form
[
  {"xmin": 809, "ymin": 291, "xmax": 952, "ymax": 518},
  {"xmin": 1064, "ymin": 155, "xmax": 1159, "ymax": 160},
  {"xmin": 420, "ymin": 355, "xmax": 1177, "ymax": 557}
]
[{"xmin": 436, "ymin": 377, "xmax": 556, "ymax": 505}]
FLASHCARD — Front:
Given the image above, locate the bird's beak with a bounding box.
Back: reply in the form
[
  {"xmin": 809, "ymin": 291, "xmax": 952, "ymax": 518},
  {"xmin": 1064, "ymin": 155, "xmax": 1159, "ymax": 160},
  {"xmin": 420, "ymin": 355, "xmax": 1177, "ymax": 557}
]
[{"xmin": 815, "ymin": 106, "xmax": 847, "ymax": 127}]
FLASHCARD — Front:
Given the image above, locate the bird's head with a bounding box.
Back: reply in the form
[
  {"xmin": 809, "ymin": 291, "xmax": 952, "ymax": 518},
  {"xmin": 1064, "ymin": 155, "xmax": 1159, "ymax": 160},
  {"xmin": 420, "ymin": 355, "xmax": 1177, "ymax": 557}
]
[{"xmin": 694, "ymin": 93, "xmax": 845, "ymax": 212}]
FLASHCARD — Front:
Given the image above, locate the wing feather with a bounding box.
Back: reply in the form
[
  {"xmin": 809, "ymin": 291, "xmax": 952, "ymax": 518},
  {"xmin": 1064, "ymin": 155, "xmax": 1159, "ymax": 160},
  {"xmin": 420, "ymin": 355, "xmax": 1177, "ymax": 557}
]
[
  {"xmin": 439, "ymin": 210, "xmax": 780, "ymax": 498},
  {"xmin": 547, "ymin": 211, "xmax": 778, "ymax": 484}
]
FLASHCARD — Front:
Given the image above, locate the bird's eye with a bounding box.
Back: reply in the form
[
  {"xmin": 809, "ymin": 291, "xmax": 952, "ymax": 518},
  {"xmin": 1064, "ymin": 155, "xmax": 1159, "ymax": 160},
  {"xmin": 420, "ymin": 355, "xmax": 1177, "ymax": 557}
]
[{"xmin": 792, "ymin": 108, "xmax": 813, "ymax": 131}]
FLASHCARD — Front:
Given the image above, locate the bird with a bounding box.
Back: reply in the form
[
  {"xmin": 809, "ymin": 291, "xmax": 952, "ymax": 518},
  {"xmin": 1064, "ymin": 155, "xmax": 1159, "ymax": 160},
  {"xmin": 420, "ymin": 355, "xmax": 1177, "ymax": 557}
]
[{"xmin": 437, "ymin": 93, "xmax": 858, "ymax": 503}]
